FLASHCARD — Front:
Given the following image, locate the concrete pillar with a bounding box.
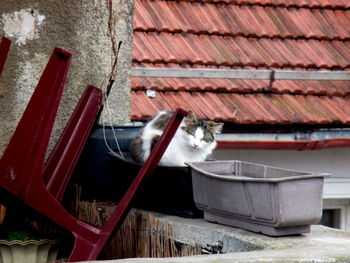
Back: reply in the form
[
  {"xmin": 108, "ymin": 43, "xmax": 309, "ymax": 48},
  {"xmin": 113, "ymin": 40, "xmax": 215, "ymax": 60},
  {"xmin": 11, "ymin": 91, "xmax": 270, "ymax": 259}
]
[{"xmin": 0, "ymin": 0, "xmax": 134, "ymax": 154}]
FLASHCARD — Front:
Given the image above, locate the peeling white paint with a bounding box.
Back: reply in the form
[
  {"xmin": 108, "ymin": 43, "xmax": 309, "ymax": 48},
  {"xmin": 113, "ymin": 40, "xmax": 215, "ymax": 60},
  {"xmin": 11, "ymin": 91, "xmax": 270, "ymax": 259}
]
[{"xmin": 1, "ymin": 9, "xmax": 45, "ymax": 45}]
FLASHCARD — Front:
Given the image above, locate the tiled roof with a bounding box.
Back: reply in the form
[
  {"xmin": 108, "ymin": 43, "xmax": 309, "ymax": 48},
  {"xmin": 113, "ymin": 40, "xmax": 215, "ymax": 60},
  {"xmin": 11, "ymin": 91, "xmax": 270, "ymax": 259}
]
[
  {"xmin": 132, "ymin": 91, "xmax": 350, "ymax": 124},
  {"xmin": 131, "ymin": 0, "xmax": 350, "ymax": 126}
]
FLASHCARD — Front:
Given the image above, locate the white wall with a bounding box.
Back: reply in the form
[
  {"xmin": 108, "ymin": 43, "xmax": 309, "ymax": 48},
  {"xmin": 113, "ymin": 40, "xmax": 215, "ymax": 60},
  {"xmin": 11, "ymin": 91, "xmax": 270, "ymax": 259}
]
[{"xmin": 214, "ymin": 148, "xmax": 350, "ymax": 178}]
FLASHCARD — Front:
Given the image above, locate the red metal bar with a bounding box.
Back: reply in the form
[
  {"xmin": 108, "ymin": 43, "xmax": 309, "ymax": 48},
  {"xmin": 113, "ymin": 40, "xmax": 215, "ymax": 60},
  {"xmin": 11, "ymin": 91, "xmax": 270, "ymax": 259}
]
[
  {"xmin": 0, "ymin": 48, "xmax": 72, "ymax": 195},
  {"xmin": 0, "ymin": 47, "xmax": 103, "ymax": 251},
  {"xmin": 0, "ymin": 43, "xmax": 188, "ymax": 261},
  {"xmin": 0, "ymin": 37, "xmax": 11, "ymax": 75},
  {"xmin": 68, "ymin": 108, "xmax": 188, "ymax": 262},
  {"xmin": 43, "ymin": 85, "xmax": 103, "ymax": 201}
]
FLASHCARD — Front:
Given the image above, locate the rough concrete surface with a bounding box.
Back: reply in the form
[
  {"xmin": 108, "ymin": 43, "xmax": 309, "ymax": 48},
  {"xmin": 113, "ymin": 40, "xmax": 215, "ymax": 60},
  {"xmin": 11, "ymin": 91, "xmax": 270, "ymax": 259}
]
[
  {"xmin": 82, "ymin": 213, "xmax": 350, "ymax": 263},
  {"xmin": 0, "ymin": 0, "xmax": 134, "ymax": 155}
]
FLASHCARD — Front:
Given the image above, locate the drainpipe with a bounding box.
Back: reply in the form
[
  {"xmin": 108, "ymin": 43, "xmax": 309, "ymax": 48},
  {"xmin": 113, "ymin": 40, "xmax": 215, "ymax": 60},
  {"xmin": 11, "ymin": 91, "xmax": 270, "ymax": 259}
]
[{"xmin": 216, "ymin": 128, "xmax": 350, "ymax": 150}]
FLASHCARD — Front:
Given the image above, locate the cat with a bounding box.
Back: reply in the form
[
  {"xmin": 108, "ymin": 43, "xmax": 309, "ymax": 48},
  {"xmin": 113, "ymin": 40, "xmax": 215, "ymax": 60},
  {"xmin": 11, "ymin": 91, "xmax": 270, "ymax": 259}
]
[{"xmin": 130, "ymin": 110, "xmax": 223, "ymax": 166}]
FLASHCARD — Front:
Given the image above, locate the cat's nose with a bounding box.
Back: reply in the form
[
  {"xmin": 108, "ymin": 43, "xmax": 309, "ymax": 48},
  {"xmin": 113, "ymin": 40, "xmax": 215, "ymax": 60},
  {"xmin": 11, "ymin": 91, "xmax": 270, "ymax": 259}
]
[{"xmin": 193, "ymin": 143, "xmax": 199, "ymax": 148}]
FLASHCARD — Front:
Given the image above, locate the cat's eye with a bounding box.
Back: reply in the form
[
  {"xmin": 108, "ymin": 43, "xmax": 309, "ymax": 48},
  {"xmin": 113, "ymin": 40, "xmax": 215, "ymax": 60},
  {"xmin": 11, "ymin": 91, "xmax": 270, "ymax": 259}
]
[
  {"xmin": 202, "ymin": 132, "xmax": 213, "ymax": 142},
  {"xmin": 188, "ymin": 129, "xmax": 196, "ymax": 136},
  {"xmin": 182, "ymin": 126, "xmax": 196, "ymax": 136}
]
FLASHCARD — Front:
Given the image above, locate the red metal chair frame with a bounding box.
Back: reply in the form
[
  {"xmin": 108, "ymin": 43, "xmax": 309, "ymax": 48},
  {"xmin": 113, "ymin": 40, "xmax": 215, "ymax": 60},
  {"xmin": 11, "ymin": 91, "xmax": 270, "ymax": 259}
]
[
  {"xmin": 0, "ymin": 37, "xmax": 11, "ymax": 75},
  {"xmin": 0, "ymin": 43, "xmax": 188, "ymax": 261}
]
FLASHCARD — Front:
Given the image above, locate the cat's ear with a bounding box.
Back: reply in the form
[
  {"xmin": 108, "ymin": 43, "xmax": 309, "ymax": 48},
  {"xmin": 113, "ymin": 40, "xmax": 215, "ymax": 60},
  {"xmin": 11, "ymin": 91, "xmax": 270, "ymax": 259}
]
[
  {"xmin": 187, "ymin": 110, "xmax": 196, "ymax": 120},
  {"xmin": 207, "ymin": 121, "xmax": 224, "ymax": 133},
  {"xmin": 185, "ymin": 110, "xmax": 197, "ymax": 123}
]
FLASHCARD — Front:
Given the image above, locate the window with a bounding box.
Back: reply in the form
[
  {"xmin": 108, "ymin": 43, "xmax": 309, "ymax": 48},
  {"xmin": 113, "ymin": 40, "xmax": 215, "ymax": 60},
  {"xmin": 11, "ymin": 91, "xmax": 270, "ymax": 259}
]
[{"xmin": 321, "ymin": 199, "xmax": 350, "ymax": 232}]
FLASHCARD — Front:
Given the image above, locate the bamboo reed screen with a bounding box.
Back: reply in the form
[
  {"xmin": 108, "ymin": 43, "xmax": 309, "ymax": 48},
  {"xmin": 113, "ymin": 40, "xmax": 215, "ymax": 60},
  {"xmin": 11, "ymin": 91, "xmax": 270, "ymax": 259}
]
[{"xmin": 72, "ymin": 187, "xmax": 202, "ymax": 260}]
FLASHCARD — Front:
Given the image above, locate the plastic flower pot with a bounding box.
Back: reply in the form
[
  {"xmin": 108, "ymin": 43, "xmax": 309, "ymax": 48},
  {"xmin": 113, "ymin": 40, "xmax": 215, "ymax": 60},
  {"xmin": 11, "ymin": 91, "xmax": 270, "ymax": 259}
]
[
  {"xmin": 186, "ymin": 160, "xmax": 329, "ymax": 236},
  {"xmin": 0, "ymin": 239, "xmax": 58, "ymax": 263}
]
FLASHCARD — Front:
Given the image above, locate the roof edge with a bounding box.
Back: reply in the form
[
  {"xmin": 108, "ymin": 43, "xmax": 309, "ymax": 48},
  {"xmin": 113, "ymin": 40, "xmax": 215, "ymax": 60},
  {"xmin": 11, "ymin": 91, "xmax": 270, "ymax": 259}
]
[
  {"xmin": 216, "ymin": 129, "xmax": 350, "ymax": 150},
  {"xmin": 217, "ymin": 138, "xmax": 350, "ymax": 150}
]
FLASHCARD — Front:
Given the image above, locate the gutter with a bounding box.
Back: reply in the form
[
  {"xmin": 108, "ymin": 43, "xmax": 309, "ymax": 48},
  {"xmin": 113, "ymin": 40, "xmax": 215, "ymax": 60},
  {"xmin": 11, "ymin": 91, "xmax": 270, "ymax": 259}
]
[{"xmin": 216, "ymin": 128, "xmax": 350, "ymax": 150}]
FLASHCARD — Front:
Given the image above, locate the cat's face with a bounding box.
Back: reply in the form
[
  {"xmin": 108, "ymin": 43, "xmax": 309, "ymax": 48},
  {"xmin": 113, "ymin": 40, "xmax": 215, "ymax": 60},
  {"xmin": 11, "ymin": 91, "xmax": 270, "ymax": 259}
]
[{"xmin": 182, "ymin": 111, "xmax": 223, "ymax": 149}]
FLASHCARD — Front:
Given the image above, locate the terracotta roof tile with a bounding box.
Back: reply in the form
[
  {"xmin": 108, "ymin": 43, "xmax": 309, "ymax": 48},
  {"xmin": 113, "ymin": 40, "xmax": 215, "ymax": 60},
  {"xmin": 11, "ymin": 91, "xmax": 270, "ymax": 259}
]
[
  {"xmin": 133, "ymin": 32, "xmax": 350, "ymax": 69},
  {"xmin": 131, "ymin": 0, "xmax": 350, "ymax": 126},
  {"xmin": 131, "ymin": 91, "xmax": 350, "ymax": 125},
  {"xmin": 178, "ymin": 0, "xmax": 350, "ymax": 9},
  {"xmin": 134, "ymin": 1, "xmax": 350, "ymax": 40},
  {"xmin": 256, "ymin": 93, "xmax": 290, "ymax": 123},
  {"xmin": 132, "ymin": 72, "xmax": 350, "ymax": 97},
  {"xmin": 134, "ymin": 0, "xmax": 155, "ymax": 31}
]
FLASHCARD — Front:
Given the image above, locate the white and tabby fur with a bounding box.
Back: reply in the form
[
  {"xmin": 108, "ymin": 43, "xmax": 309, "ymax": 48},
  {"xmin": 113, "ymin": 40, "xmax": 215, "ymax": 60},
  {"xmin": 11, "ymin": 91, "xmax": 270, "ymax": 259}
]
[{"xmin": 130, "ymin": 111, "xmax": 223, "ymax": 166}]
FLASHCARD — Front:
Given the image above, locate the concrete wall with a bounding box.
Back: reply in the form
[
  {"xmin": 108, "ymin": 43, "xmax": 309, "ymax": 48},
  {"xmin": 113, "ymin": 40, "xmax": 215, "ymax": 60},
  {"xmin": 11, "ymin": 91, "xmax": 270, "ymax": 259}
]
[{"xmin": 0, "ymin": 0, "xmax": 134, "ymax": 155}]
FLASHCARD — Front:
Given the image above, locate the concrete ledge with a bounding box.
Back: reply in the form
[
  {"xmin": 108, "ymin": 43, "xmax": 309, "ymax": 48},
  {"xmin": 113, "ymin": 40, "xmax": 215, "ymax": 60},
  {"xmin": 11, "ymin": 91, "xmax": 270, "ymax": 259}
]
[{"xmin": 84, "ymin": 211, "xmax": 350, "ymax": 263}]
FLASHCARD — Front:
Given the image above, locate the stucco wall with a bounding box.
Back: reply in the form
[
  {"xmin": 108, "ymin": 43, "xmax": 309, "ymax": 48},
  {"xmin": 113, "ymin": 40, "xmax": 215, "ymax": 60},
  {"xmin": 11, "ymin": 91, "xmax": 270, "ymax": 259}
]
[{"xmin": 0, "ymin": 0, "xmax": 134, "ymax": 155}]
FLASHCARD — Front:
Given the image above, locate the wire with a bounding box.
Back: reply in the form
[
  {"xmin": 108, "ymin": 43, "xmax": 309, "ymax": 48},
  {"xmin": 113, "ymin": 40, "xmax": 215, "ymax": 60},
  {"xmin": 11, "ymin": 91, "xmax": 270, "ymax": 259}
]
[
  {"xmin": 102, "ymin": 90, "xmax": 124, "ymax": 159},
  {"xmin": 99, "ymin": 4, "xmax": 125, "ymax": 160}
]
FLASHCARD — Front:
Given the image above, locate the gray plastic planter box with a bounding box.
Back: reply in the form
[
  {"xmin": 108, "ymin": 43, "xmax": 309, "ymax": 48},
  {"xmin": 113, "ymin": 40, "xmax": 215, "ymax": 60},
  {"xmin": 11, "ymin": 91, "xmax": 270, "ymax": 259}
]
[{"xmin": 186, "ymin": 161, "xmax": 329, "ymax": 236}]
